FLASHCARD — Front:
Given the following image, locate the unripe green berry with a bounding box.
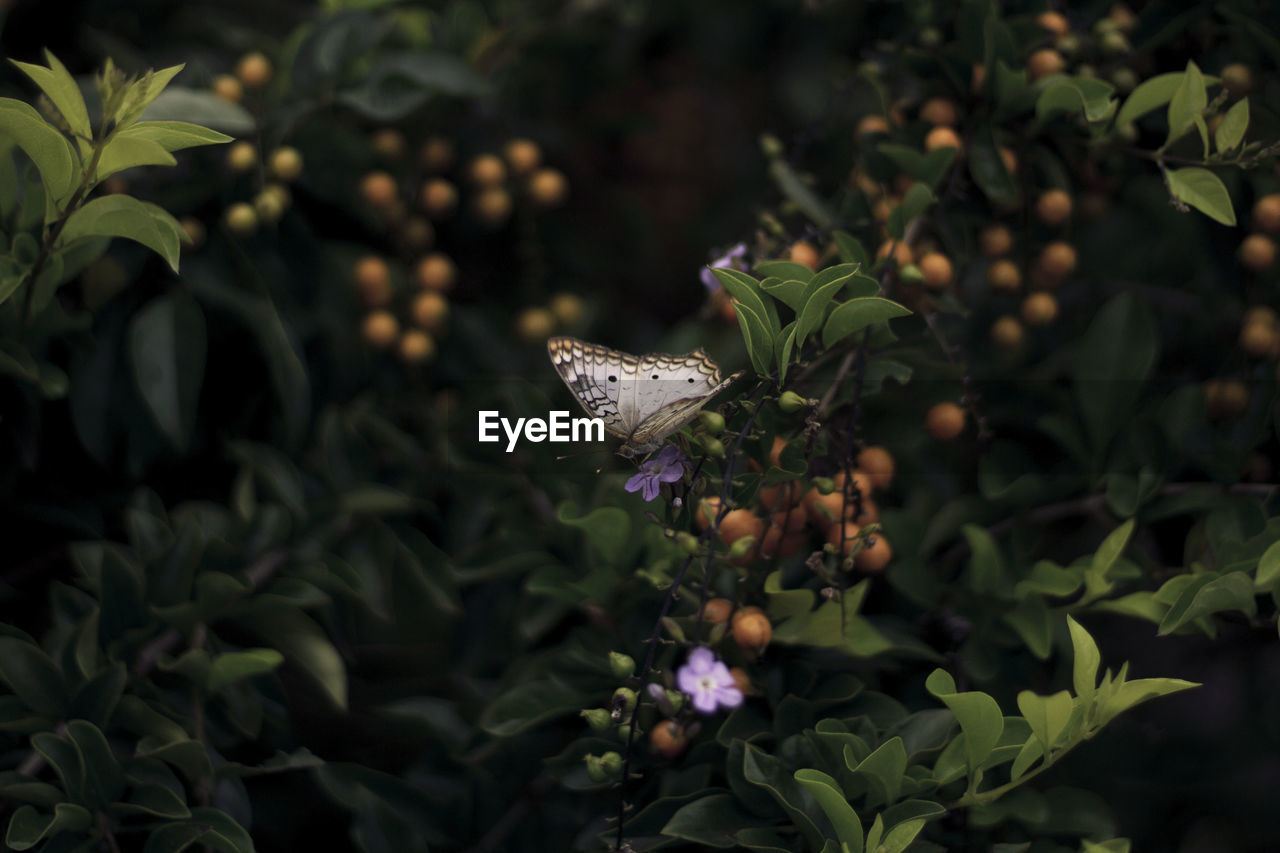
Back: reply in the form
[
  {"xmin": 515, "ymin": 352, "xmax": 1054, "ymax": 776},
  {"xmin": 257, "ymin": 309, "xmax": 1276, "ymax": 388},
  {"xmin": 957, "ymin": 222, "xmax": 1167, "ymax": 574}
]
[
  {"xmin": 584, "ymin": 754, "xmax": 608, "ymax": 782},
  {"xmin": 581, "ymin": 708, "xmax": 612, "ymax": 731},
  {"xmin": 616, "ymin": 724, "xmax": 631, "ymax": 740},
  {"xmin": 600, "ymin": 751, "xmax": 623, "ymax": 776},
  {"xmin": 812, "ymin": 476, "xmax": 836, "ymax": 495},
  {"xmin": 727, "ymin": 535, "xmax": 757, "ymax": 559},
  {"xmin": 704, "ymin": 437, "xmax": 725, "ymax": 458},
  {"xmin": 699, "ymin": 411, "xmax": 725, "ymax": 434},
  {"xmin": 778, "ymin": 390, "xmax": 808, "ymax": 413},
  {"xmin": 899, "ymin": 263, "xmax": 924, "ymax": 285},
  {"xmin": 665, "ymin": 689, "xmax": 685, "ymax": 713},
  {"xmin": 675, "ymin": 531, "xmax": 700, "ymax": 554},
  {"xmin": 612, "ymin": 687, "xmax": 637, "ymax": 713},
  {"xmin": 609, "ymin": 651, "xmax": 635, "ymax": 680}
]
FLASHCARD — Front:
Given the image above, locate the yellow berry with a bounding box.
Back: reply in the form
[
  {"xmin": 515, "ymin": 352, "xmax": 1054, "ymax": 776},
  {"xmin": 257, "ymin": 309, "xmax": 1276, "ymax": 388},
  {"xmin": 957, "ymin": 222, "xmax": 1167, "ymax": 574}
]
[
  {"xmin": 1021, "ymin": 292, "xmax": 1059, "ymax": 326},
  {"xmin": 918, "ymin": 251, "xmax": 954, "ymax": 289},
  {"xmin": 360, "ymin": 171, "xmax": 399, "ymax": 209},
  {"xmin": 503, "ymin": 138, "xmax": 542, "ymax": 176},
  {"xmin": 415, "ymin": 253, "xmax": 457, "ymax": 292},
  {"xmin": 469, "ymin": 154, "xmax": 507, "ymax": 186},
  {"xmin": 226, "ymin": 141, "xmax": 257, "ymax": 173},
  {"xmin": 235, "ymin": 52, "xmax": 273, "ymax": 89},
  {"xmin": 411, "ymin": 291, "xmax": 449, "ymax": 332},
  {"xmin": 212, "ymin": 74, "xmax": 243, "ymax": 103},
  {"xmin": 268, "ymin": 146, "xmax": 303, "ymax": 182},
  {"xmin": 987, "ymin": 258, "xmax": 1022, "ymax": 292},
  {"xmin": 1035, "ymin": 189, "xmax": 1073, "ymax": 226},
  {"xmin": 362, "ymin": 310, "xmax": 399, "ymax": 349},
  {"xmin": 527, "ymin": 168, "xmax": 569, "ymax": 208},
  {"xmin": 398, "ymin": 329, "xmax": 436, "ymax": 364},
  {"xmin": 991, "ymin": 315, "xmax": 1025, "ymax": 347}
]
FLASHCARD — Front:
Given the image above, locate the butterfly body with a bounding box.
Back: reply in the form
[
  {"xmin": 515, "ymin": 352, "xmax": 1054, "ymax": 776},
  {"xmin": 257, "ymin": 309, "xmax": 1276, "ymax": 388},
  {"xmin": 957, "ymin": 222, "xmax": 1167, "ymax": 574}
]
[{"xmin": 547, "ymin": 336, "xmax": 741, "ymax": 458}]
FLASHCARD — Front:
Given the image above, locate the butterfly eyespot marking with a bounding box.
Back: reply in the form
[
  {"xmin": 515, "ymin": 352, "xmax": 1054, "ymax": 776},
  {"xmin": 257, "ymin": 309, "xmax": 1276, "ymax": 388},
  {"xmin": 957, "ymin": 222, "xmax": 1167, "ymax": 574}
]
[
  {"xmin": 652, "ymin": 374, "xmax": 659, "ymax": 380},
  {"xmin": 608, "ymin": 375, "xmax": 617, "ymax": 382},
  {"xmin": 687, "ymin": 377, "xmax": 694, "ymax": 383}
]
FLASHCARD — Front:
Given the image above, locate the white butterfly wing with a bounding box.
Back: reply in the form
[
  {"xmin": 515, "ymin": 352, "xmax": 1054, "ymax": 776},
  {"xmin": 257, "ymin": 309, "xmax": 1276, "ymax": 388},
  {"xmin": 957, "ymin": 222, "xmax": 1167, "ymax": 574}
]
[{"xmin": 547, "ymin": 337, "xmax": 740, "ymax": 456}]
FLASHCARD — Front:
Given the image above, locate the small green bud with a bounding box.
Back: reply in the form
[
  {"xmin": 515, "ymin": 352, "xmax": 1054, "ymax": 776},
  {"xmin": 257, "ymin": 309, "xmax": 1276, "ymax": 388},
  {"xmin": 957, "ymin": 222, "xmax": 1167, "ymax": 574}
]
[
  {"xmin": 609, "ymin": 651, "xmax": 635, "ymax": 680},
  {"xmin": 812, "ymin": 476, "xmax": 836, "ymax": 495},
  {"xmin": 727, "ymin": 535, "xmax": 757, "ymax": 560},
  {"xmin": 665, "ymin": 689, "xmax": 685, "ymax": 714},
  {"xmin": 899, "ymin": 263, "xmax": 924, "ymax": 285},
  {"xmin": 675, "ymin": 531, "xmax": 700, "ymax": 555},
  {"xmin": 1100, "ymin": 30, "xmax": 1130, "ymax": 56},
  {"xmin": 600, "ymin": 751, "xmax": 623, "ymax": 776},
  {"xmin": 581, "ymin": 708, "xmax": 612, "ymax": 731},
  {"xmin": 1110, "ymin": 68, "xmax": 1138, "ymax": 94},
  {"xmin": 778, "ymin": 391, "xmax": 808, "ymax": 413},
  {"xmin": 1093, "ymin": 17, "xmax": 1120, "ymax": 36},
  {"xmin": 584, "ymin": 754, "xmax": 607, "ymax": 782},
  {"xmin": 760, "ymin": 134, "xmax": 784, "ymax": 159},
  {"xmin": 699, "ymin": 411, "xmax": 725, "ymax": 434},
  {"xmin": 616, "ymin": 724, "xmax": 631, "ymax": 741},
  {"xmin": 704, "ymin": 437, "xmax": 726, "ymax": 458},
  {"xmin": 612, "ymin": 687, "xmax": 638, "ymax": 714},
  {"xmin": 1055, "ymin": 33, "xmax": 1081, "ymax": 56}
]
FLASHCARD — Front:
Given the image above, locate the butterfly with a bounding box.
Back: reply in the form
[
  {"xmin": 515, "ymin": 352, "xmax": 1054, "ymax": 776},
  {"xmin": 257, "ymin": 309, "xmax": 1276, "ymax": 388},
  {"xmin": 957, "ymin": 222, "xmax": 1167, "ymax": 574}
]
[{"xmin": 547, "ymin": 336, "xmax": 742, "ymax": 459}]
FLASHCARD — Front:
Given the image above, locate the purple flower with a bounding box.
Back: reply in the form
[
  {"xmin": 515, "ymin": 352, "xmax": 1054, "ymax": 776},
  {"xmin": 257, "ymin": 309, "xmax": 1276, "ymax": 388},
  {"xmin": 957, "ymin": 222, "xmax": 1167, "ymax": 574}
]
[
  {"xmin": 701, "ymin": 243, "xmax": 749, "ymax": 292},
  {"xmin": 624, "ymin": 445, "xmax": 686, "ymax": 502},
  {"xmin": 677, "ymin": 647, "xmax": 743, "ymax": 714}
]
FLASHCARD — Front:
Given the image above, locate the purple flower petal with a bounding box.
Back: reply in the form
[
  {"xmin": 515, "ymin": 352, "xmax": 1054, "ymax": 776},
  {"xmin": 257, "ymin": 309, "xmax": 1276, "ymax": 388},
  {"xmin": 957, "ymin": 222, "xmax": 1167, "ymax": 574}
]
[
  {"xmin": 642, "ymin": 477, "xmax": 660, "ymax": 502},
  {"xmin": 624, "ymin": 472, "xmax": 646, "ymax": 494},
  {"xmin": 691, "ymin": 690, "xmax": 718, "ymax": 714},
  {"xmin": 716, "ymin": 685, "xmax": 744, "ymax": 708}
]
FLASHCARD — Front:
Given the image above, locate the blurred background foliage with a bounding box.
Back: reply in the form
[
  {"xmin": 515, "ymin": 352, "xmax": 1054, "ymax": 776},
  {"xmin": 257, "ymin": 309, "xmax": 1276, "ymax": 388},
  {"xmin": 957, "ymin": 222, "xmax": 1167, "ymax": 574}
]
[{"xmin": 0, "ymin": 0, "xmax": 1278, "ymax": 851}]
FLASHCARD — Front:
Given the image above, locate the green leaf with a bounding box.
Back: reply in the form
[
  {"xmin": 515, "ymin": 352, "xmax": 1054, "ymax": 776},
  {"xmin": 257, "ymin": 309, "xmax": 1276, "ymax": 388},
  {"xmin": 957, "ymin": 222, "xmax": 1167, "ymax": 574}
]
[
  {"xmin": 1083, "ymin": 519, "xmax": 1134, "ymax": 600},
  {"xmin": 57, "ymin": 195, "xmax": 184, "ymax": 272},
  {"xmin": 795, "ymin": 278, "xmax": 845, "ymax": 345},
  {"xmin": 135, "ymin": 738, "xmax": 213, "ymax": 783},
  {"xmin": 93, "ymin": 134, "xmax": 176, "ymax": 182},
  {"xmin": 742, "ymin": 743, "xmax": 825, "ymax": 852},
  {"xmin": 477, "ymin": 678, "xmax": 585, "ymax": 736},
  {"xmin": 66, "ymin": 720, "xmax": 125, "ymax": 809},
  {"xmin": 1016, "ymin": 690, "xmax": 1073, "ymax": 755},
  {"xmin": 767, "ymin": 154, "xmax": 834, "ymax": 227},
  {"xmin": 141, "ymin": 88, "xmax": 255, "ymax": 135},
  {"xmin": 877, "ymin": 142, "xmax": 923, "ymax": 177},
  {"xmin": 1067, "ymin": 615, "xmax": 1101, "ymax": 704},
  {"xmin": 969, "ymin": 125, "xmax": 1017, "ymax": 205},
  {"xmin": 336, "ymin": 52, "xmax": 492, "ymax": 122},
  {"xmin": 1071, "ymin": 292, "xmax": 1158, "ymax": 451},
  {"xmin": 753, "ymin": 260, "xmax": 814, "ymax": 282},
  {"xmin": 760, "ymin": 278, "xmax": 808, "ymax": 311},
  {"xmin": 1166, "ymin": 167, "xmax": 1236, "ymax": 226},
  {"xmin": 964, "ymin": 524, "xmax": 1006, "ymax": 596},
  {"xmin": 899, "ymin": 182, "xmax": 935, "ymax": 225},
  {"xmin": 1003, "ymin": 597, "xmax": 1052, "ymax": 660},
  {"xmin": 847, "ymin": 736, "xmax": 907, "ymax": 807},
  {"xmin": 832, "ymin": 231, "xmax": 868, "ymax": 267},
  {"xmin": 775, "ymin": 322, "xmax": 796, "ymax": 383},
  {"xmin": 733, "ymin": 299, "xmax": 775, "ymax": 377},
  {"xmin": 0, "ymin": 97, "xmax": 78, "ymax": 205},
  {"xmin": 1215, "ymin": 98, "xmax": 1248, "ymax": 152},
  {"xmin": 0, "ymin": 639, "xmax": 67, "ymax": 716},
  {"xmin": 116, "ymin": 121, "xmax": 233, "ymax": 152},
  {"xmin": 1115, "ymin": 72, "xmax": 1185, "ymax": 127},
  {"xmin": 713, "ymin": 268, "xmax": 774, "ymax": 334},
  {"xmin": 1157, "ymin": 571, "xmax": 1257, "ymax": 635},
  {"xmin": 1036, "ymin": 78, "xmax": 1115, "ymax": 123},
  {"xmin": 1097, "ymin": 678, "xmax": 1199, "ymax": 725},
  {"xmin": 237, "ymin": 608, "xmax": 347, "ymax": 710},
  {"xmin": 794, "ymin": 769, "xmax": 863, "ymax": 853},
  {"xmin": 1166, "ymin": 62, "xmax": 1207, "ymax": 146},
  {"xmin": 821, "ymin": 298, "xmax": 911, "ymax": 348},
  {"xmin": 31, "ymin": 731, "xmax": 84, "ymax": 803},
  {"xmin": 1009, "ymin": 736, "xmax": 1044, "ymax": 782},
  {"xmin": 11, "ymin": 52, "xmax": 92, "ymax": 140},
  {"xmin": 557, "ymin": 503, "xmax": 630, "ymax": 566},
  {"xmin": 129, "ymin": 293, "xmax": 207, "ymax": 452},
  {"xmin": 206, "ymin": 649, "xmax": 285, "ymax": 693},
  {"xmin": 662, "ymin": 793, "xmax": 772, "ymax": 848},
  {"xmin": 143, "ymin": 821, "xmax": 214, "ymax": 853},
  {"xmin": 1256, "ymin": 540, "xmax": 1280, "ymax": 591},
  {"xmin": 5, "ymin": 803, "xmax": 91, "ymax": 851},
  {"xmin": 112, "ymin": 783, "xmax": 192, "ymax": 819},
  {"xmin": 924, "ymin": 669, "xmax": 1004, "ymax": 773}
]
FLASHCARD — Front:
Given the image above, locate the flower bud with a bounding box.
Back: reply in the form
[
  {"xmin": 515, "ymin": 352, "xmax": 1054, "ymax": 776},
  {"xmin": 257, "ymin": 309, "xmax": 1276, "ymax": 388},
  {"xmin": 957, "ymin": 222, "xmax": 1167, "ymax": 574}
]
[
  {"xmin": 647, "ymin": 682, "xmax": 674, "ymax": 715},
  {"xmin": 580, "ymin": 708, "xmax": 612, "ymax": 731},
  {"xmin": 759, "ymin": 134, "xmax": 784, "ymax": 159},
  {"xmin": 704, "ymin": 437, "xmax": 726, "ymax": 458},
  {"xmin": 609, "ymin": 651, "xmax": 636, "ymax": 680},
  {"xmin": 616, "ymin": 724, "xmax": 631, "ymax": 740},
  {"xmin": 612, "ymin": 687, "xmax": 637, "ymax": 715},
  {"xmin": 584, "ymin": 754, "xmax": 609, "ymax": 782},
  {"xmin": 699, "ymin": 411, "xmax": 725, "ymax": 434},
  {"xmin": 665, "ymin": 689, "xmax": 685, "ymax": 714},
  {"xmin": 599, "ymin": 751, "xmax": 623, "ymax": 776},
  {"xmin": 778, "ymin": 391, "xmax": 808, "ymax": 413}
]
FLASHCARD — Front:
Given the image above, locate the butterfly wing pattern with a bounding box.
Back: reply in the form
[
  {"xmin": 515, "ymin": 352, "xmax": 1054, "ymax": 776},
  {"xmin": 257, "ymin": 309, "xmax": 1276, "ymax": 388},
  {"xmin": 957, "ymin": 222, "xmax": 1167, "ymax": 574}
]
[{"xmin": 547, "ymin": 336, "xmax": 741, "ymax": 458}]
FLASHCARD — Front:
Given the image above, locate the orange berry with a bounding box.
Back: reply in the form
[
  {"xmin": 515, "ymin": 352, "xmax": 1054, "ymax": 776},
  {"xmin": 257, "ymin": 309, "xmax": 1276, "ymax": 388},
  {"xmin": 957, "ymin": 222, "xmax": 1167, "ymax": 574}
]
[
  {"xmin": 1244, "ymin": 306, "xmax": 1278, "ymax": 327},
  {"xmin": 1022, "ymin": 292, "xmax": 1059, "ymax": 326},
  {"xmin": 235, "ymin": 51, "xmax": 273, "ymax": 88},
  {"xmin": 528, "ymin": 168, "xmax": 569, "ymax": 208},
  {"xmin": 832, "ymin": 469, "xmax": 874, "ymax": 501},
  {"xmin": 223, "ymin": 202, "xmax": 258, "ymax": 235},
  {"xmin": 979, "ymin": 224, "xmax": 1013, "ymax": 258},
  {"xmin": 398, "ymin": 330, "xmax": 436, "ymax": 364},
  {"xmin": 353, "ymin": 255, "xmax": 393, "ymax": 307},
  {"xmin": 1108, "ymin": 3, "xmax": 1138, "ymax": 32},
  {"xmin": 472, "ymin": 187, "xmax": 512, "ymax": 226},
  {"xmin": 1240, "ymin": 233, "xmax": 1277, "ymax": 270},
  {"xmin": 703, "ymin": 598, "xmax": 734, "ymax": 624},
  {"xmin": 757, "ymin": 480, "xmax": 800, "ymax": 511},
  {"xmin": 420, "ymin": 178, "xmax": 458, "ymax": 219},
  {"xmin": 852, "ymin": 497, "xmax": 879, "ymax": 526},
  {"xmin": 695, "ymin": 497, "xmax": 723, "ymax": 531},
  {"xmin": 768, "ymin": 436, "xmax": 788, "ymax": 468},
  {"xmin": 268, "ymin": 146, "xmax": 303, "ymax": 182},
  {"xmin": 360, "ymin": 171, "xmax": 399, "ymax": 209},
  {"xmin": 179, "ymin": 217, "xmax": 206, "ymax": 251},
  {"xmin": 729, "ymin": 667, "xmax": 752, "ymax": 695},
  {"xmin": 503, "ymin": 138, "xmax": 542, "ymax": 176},
  {"xmin": 759, "ymin": 509, "xmax": 808, "ymax": 559},
  {"xmin": 924, "ymin": 126, "xmax": 962, "ymax": 153},
  {"xmin": 718, "ymin": 509, "xmax": 764, "ymax": 547},
  {"xmin": 1239, "ymin": 319, "xmax": 1278, "ymax": 358},
  {"xmin": 515, "ymin": 307, "xmax": 556, "ymax": 343},
  {"xmin": 469, "ymin": 154, "xmax": 507, "ymax": 186},
  {"xmin": 1205, "ymin": 379, "xmax": 1249, "ymax": 420},
  {"xmin": 1220, "ymin": 63, "xmax": 1252, "ymax": 96},
  {"xmin": 926, "ymin": 402, "xmax": 966, "ymax": 440},
  {"xmin": 1027, "ymin": 48, "xmax": 1066, "ymax": 80},
  {"xmin": 918, "ymin": 251, "xmax": 954, "ymax": 289},
  {"xmin": 857, "ymin": 115, "xmax": 891, "ymax": 137},
  {"xmin": 419, "ymin": 136, "xmax": 455, "ymax": 172},
  {"xmin": 826, "ymin": 520, "xmax": 862, "ymax": 556},
  {"xmin": 1036, "ymin": 11, "xmax": 1070, "ymax": 36},
  {"xmin": 549, "ymin": 292, "xmax": 585, "ymax": 327},
  {"xmin": 362, "ymin": 311, "xmax": 399, "ymax": 349},
  {"xmin": 856, "ymin": 446, "xmax": 894, "ymax": 490},
  {"xmin": 1035, "ymin": 189, "xmax": 1073, "ymax": 226},
  {"xmin": 1253, "ymin": 195, "xmax": 1280, "ymax": 233},
  {"xmin": 731, "ymin": 607, "xmax": 772, "ymax": 657},
  {"xmin": 226, "ymin": 141, "xmax": 257, "ymax": 173},
  {"xmin": 1037, "ymin": 241, "xmax": 1078, "ymax": 282},
  {"xmin": 971, "ymin": 63, "xmax": 987, "ymax": 92},
  {"xmin": 789, "ymin": 241, "xmax": 820, "ymax": 270},
  {"xmin": 991, "ymin": 315, "xmax": 1025, "ymax": 348},
  {"xmin": 920, "ymin": 97, "xmax": 959, "ymax": 127},
  {"xmin": 415, "ymin": 253, "xmax": 457, "ymax": 292},
  {"xmin": 370, "ymin": 128, "xmax": 407, "ymax": 160},
  {"xmin": 411, "ymin": 291, "xmax": 449, "ymax": 332},
  {"xmin": 855, "ymin": 533, "xmax": 893, "ymax": 572},
  {"xmin": 650, "ymin": 721, "xmax": 689, "ymax": 759},
  {"xmin": 998, "ymin": 147, "xmax": 1018, "ymax": 176},
  {"xmin": 876, "ymin": 239, "xmax": 914, "ymax": 268},
  {"xmin": 987, "ymin": 258, "xmax": 1022, "ymax": 292},
  {"xmin": 212, "ymin": 74, "xmax": 242, "ymax": 103}
]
